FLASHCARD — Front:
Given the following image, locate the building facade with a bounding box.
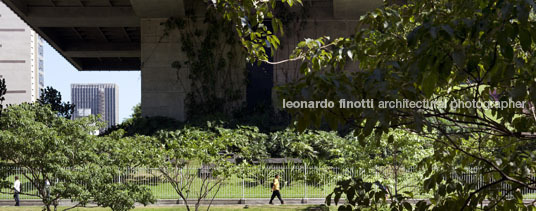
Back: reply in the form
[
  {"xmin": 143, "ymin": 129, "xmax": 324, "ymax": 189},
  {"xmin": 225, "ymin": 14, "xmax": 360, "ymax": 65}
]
[
  {"xmin": 0, "ymin": 1, "xmax": 44, "ymax": 105},
  {"xmin": 71, "ymin": 83, "xmax": 119, "ymax": 129}
]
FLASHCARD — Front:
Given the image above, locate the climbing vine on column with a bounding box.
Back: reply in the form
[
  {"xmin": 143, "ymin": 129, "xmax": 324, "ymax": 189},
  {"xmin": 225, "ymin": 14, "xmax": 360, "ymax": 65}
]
[
  {"xmin": 162, "ymin": 0, "xmax": 303, "ymax": 119},
  {"xmin": 164, "ymin": 7, "xmax": 247, "ymax": 118}
]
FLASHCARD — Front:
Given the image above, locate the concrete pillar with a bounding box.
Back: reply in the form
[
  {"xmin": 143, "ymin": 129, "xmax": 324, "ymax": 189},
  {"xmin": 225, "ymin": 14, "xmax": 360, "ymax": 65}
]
[
  {"xmin": 272, "ymin": 0, "xmax": 382, "ymax": 109},
  {"xmin": 140, "ymin": 18, "xmax": 189, "ymax": 121},
  {"xmin": 134, "ymin": 0, "xmax": 383, "ymax": 120}
]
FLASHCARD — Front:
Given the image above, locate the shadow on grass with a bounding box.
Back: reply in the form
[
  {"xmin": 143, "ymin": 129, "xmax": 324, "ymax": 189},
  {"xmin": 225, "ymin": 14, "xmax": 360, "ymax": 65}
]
[{"xmin": 298, "ymin": 205, "xmax": 330, "ymax": 211}]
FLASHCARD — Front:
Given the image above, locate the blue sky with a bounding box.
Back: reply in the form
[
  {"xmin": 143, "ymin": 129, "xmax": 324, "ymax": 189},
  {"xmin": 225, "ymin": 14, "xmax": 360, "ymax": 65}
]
[{"xmin": 43, "ymin": 42, "xmax": 141, "ymax": 123}]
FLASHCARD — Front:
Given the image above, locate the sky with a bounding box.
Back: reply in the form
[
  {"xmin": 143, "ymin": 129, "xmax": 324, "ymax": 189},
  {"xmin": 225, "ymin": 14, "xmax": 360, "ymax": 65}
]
[{"xmin": 43, "ymin": 42, "xmax": 141, "ymax": 123}]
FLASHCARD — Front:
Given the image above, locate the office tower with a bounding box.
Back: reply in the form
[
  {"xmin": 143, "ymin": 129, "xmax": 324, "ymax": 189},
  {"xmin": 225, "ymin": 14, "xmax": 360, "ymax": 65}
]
[
  {"xmin": 0, "ymin": 1, "xmax": 44, "ymax": 105},
  {"xmin": 71, "ymin": 83, "xmax": 119, "ymax": 129}
]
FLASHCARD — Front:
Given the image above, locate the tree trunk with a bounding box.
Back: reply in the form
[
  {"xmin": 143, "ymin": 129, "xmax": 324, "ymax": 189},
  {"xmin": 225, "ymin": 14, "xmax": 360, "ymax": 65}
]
[
  {"xmin": 53, "ymin": 199, "xmax": 59, "ymax": 211},
  {"xmin": 184, "ymin": 199, "xmax": 191, "ymax": 211}
]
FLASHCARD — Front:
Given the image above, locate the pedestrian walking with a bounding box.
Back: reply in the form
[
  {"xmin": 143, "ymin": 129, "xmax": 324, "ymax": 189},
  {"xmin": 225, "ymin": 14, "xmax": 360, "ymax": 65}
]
[
  {"xmin": 45, "ymin": 179, "xmax": 51, "ymax": 199},
  {"xmin": 269, "ymin": 174, "xmax": 284, "ymax": 205},
  {"xmin": 13, "ymin": 176, "xmax": 20, "ymax": 206}
]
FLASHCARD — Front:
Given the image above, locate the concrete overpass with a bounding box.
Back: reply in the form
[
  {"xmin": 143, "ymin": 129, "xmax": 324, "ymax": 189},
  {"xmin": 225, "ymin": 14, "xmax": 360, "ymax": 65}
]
[{"xmin": 1, "ymin": 0, "xmax": 382, "ymax": 121}]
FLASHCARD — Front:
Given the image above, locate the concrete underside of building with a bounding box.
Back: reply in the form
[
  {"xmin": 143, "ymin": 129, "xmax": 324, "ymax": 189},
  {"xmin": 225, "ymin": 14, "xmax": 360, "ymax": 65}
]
[{"xmin": 2, "ymin": 0, "xmax": 383, "ymax": 121}]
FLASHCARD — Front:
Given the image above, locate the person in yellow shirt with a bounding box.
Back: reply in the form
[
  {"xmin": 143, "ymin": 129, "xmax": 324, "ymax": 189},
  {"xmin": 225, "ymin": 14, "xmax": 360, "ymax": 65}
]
[{"xmin": 269, "ymin": 175, "xmax": 284, "ymax": 204}]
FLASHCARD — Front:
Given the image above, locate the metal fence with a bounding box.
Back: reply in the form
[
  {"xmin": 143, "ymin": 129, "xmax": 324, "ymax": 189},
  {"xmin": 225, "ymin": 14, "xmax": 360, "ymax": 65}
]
[{"xmin": 2, "ymin": 165, "xmax": 536, "ymax": 200}]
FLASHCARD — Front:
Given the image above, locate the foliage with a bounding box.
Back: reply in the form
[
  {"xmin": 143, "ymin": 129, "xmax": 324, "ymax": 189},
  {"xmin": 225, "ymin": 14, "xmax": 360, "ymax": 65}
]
[
  {"xmin": 214, "ymin": 125, "xmax": 270, "ymax": 162},
  {"xmin": 229, "ymin": 105, "xmax": 291, "ymax": 132},
  {"xmin": 38, "ymin": 86, "xmax": 75, "ymax": 119},
  {"xmin": 103, "ymin": 116, "xmax": 183, "ymax": 137},
  {"xmin": 149, "ymin": 127, "xmax": 245, "ymax": 211},
  {"xmin": 208, "ymin": 0, "xmax": 303, "ymax": 63},
  {"xmin": 158, "ymin": 0, "xmax": 307, "ymax": 120},
  {"xmin": 267, "ymin": 129, "xmax": 347, "ymax": 163},
  {"xmin": 102, "ymin": 104, "xmax": 184, "ymax": 137},
  {"xmin": 0, "ymin": 104, "xmax": 155, "ymax": 211},
  {"xmin": 105, "ymin": 101, "xmax": 289, "ymax": 136},
  {"xmin": 163, "ymin": 5, "xmax": 247, "ymax": 118},
  {"xmin": 264, "ymin": 0, "xmax": 536, "ymax": 209},
  {"xmin": 130, "ymin": 103, "xmax": 142, "ymax": 120},
  {"xmin": 327, "ymin": 177, "xmax": 428, "ymax": 211},
  {"xmin": 335, "ymin": 130, "xmax": 432, "ymax": 197},
  {"xmin": 187, "ymin": 0, "xmax": 536, "ymax": 209},
  {"xmin": 341, "ymin": 130, "xmax": 432, "ymax": 169}
]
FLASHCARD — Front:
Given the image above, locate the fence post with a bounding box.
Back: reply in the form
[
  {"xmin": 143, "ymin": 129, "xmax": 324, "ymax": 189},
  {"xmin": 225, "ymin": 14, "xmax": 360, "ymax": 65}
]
[
  {"xmin": 302, "ymin": 163, "xmax": 308, "ymax": 204},
  {"xmin": 239, "ymin": 176, "xmax": 245, "ymax": 204},
  {"xmin": 118, "ymin": 168, "xmax": 122, "ymax": 184},
  {"xmin": 322, "ymin": 168, "xmax": 326, "ymax": 197}
]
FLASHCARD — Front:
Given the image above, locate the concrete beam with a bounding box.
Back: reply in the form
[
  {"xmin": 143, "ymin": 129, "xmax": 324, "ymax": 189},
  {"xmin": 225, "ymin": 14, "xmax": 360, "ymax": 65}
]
[
  {"xmin": 26, "ymin": 7, "xmax": 140, "ymax": 27},
  {"xmin": 1, "ymin": 0, "xmax": 28, "ymax": 15},
  {"xmin": 333, "ymin": 0, "xmax": 383, "ymax": 19},
  {"xmin": 64, "ymin": 50, "xmax": 140, "ymax": 58},
  {"xmin": 130, "ymin": 0, "xmax": 185, "ymax": 18},
  {"xmin": 80, "ymin": 63, "xmax": 141, "ymax": 71},
  {"xmin": 60, "ymin": 42, "xmax": 140, "ymax": 52}
]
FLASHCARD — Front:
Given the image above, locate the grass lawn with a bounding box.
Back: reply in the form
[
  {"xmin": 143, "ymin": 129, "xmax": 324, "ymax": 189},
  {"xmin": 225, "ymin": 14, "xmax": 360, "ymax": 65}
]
[
  {"xmin": 0, "ymin": 205, "xmax": 334, "ymax": 211},
  {"xmin": 1, "ymin": 169, "xmax": 430, "ymax": 200}
]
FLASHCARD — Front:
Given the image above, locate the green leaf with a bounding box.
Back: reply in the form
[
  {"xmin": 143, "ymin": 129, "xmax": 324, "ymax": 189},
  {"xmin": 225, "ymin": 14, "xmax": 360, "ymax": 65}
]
[
  {"xmin": 388, "ymin": 135, "xmax": 394, "ymax": 144},
  {"xmin": 347, "ymin": 50, "xmax": 354, "ymax": 60},
  {"xmin": 334, "ymin": 192, "xmax": 342, "ymax": 205},
  {"xmin": 403, "ymin": 202, "xmax": 413, "ymax": 210},
  {"xmin": 519, "ymin": 28, "xmax": 532, "ymax": 51},
  {"xmin": 421, "ymin": 70, "xmax": 438, "ymax": 97},
  {"xmin": 501, "ymin": 45, "xmax": 514, "ymax": 60}
]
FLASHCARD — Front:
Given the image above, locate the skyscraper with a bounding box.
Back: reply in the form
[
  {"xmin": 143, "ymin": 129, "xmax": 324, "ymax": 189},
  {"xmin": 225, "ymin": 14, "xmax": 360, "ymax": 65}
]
[
  {"xmin": 71, "ymin": 83, "xmax": 119, "ymax": 129},
  {"xmin": 0, "ymin": 1, "xmax": 44, "ymax": 105}
]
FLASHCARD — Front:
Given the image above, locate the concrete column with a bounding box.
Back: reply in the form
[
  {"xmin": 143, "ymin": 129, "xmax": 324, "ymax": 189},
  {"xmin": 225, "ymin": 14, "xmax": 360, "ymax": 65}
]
[
  {"xmin": 140, "ymin": 18, "xmax": 189, "ymax": 121},
  {"xmin": 272, "ymin": 0, "xmax": 381, "ymax": 109}
]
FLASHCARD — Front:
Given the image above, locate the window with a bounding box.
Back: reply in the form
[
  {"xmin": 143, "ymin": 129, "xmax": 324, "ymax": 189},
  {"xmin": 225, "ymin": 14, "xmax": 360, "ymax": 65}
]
[
  {"xmin": 39, "ymin": 59, "xmax": 44, "ymax": 71},
  {"xmin": 38, "ymin": 45, "xmax": 43, "ymax": 56},
  {"xmin": 39, "ymin": 74, "xmax": 44, "ymax": 86}
]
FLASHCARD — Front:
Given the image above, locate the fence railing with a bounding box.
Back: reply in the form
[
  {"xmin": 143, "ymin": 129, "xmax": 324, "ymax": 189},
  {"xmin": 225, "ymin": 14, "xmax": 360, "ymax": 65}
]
[{"xmin": 2, "ymin": 166, "xmax": 536, "ymax": 200}]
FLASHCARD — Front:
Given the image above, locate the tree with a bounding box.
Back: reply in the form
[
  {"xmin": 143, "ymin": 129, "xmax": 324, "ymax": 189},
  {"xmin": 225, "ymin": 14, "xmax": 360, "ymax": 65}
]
[
  {"xmin": 271, "ymin": 0, "xmax": 536, "ymax": 210},
  {"xmin": 0, "ymin": 104, "xmax": 155, "ymax": 211},
  {"xmin": 150, "ymin": 127, "xmax": 245, "ymax": 211},
  {"xmin": 205, "ymin": 0, "xmax": 536, "ymax": 209},
  {"xmin": 38, "ymin": 86, "xmax": 75, "ymax": 119},
  {"xmin": 131, "ymin": 103, "xmax": 142, "ymax": 120},
  {"xmin": 341, "ymin": 130, "xmax": 433, "ymax": 198}
]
